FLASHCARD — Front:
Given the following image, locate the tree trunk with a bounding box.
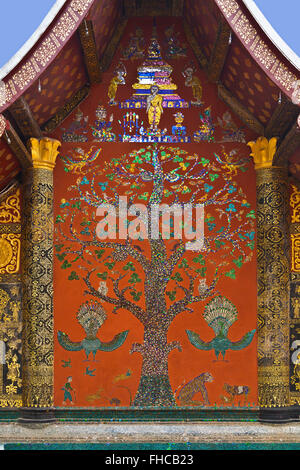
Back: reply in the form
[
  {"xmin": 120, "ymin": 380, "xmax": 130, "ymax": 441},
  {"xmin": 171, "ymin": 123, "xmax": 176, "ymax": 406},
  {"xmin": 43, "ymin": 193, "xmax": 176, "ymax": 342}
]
[{"xmin": 132, "ymin": 325, "xmax": 177, "ymax": 407}]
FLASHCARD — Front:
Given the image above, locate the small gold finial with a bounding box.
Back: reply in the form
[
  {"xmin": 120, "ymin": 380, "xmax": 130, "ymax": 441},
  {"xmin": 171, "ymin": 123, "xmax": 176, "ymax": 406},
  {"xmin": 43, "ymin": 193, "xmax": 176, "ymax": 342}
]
[
  {"xmin": 247, "ymin": 136, "xmax": 277, "ymax": 170},
  {"xmin": 30, "ymin": 137, "xmax": 61, "ymax": 170}
]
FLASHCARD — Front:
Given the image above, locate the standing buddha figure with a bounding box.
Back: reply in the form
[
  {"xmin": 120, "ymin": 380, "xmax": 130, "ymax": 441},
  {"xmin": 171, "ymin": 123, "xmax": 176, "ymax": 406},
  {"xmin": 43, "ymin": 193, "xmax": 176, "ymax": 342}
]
[{"xmin": 147, "ymin": 85, "xmax": 163, "ymax": 129}]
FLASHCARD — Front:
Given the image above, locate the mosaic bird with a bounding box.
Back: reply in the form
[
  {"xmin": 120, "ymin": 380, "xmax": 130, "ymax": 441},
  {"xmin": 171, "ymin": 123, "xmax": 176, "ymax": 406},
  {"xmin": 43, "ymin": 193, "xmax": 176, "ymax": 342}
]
[
  {"xmin": 186, "ymin": 296, "xmax": 255, "ymax": 361},
  {"xmin": 60, "ymin": 147, "xmax": 101, "ymax": 173},
  {"xmin": 57, "ymin": 301, "xmax": 129, "ymax": 361},
  {"xmin": 61, "ymin": 359, "xmax": 71, "ymax": 368},
  {"xmin": 85, "ymin": 367, "xmax": 96, "ymax": 376}
]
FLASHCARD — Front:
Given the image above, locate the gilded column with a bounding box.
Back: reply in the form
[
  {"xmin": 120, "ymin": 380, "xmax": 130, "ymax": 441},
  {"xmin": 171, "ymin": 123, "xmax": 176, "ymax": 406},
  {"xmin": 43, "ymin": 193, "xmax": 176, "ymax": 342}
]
[
  {"xmin": 248, "ymin": 136, "xmax": 291, "ymax": 422},
  {"xmin": 289, "ymin": 182, "xmax": 300, "ymax": 407},
  {"xmin": 20, "ymin": 137, "xmax": 60, "ymax": 423}
]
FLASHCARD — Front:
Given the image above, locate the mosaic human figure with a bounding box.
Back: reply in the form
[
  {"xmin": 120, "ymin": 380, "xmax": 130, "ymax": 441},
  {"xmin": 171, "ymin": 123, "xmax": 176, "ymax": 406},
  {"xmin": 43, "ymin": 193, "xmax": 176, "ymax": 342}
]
[
  {"xmin": 62, "ymin": 376, "xmax": 75, "ymax": 405},
  {"xmin": 108, "ymin": 63, "xmax": 127, "ymax": 106},
  {"xmin": 182, "ymin": 66, "xmax": 203, "ymax": 105},
  {"xmin": 146, "ymin": 85, "xmax": 163, "ymax": 129}
]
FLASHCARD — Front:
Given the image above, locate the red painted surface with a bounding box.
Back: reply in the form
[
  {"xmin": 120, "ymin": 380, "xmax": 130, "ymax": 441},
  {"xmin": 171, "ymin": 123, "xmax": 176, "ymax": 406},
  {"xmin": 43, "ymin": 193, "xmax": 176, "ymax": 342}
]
[{"xmin": 52, "ymin": 17, "xmax": 258, "ymax": 409}]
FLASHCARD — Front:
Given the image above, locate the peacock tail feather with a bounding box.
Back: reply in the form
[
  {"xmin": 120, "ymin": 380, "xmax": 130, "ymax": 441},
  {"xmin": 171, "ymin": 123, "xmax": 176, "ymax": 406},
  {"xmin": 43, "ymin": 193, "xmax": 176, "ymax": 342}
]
[
  {"xmin": 76, "ymin": 301, "xmax": 107, "ymax": 338},
  {"xmin": 203, "ymin": 295, "xmax": 238, "ymax": 336}
]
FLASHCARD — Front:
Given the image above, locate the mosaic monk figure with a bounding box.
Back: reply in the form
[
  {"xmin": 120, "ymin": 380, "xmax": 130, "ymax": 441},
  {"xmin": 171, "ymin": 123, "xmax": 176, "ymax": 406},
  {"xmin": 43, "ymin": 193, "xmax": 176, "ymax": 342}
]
[
  {"xmin": 182, "ymin": 66, "xmax": 203, "ymax": 105},
  {"xmin": 147, "ymin": 85, "xmax": 163, "ymax": 129},
  {"xmin": 108, "ymin": 63, "xmax": 127, "ymax": 106}
]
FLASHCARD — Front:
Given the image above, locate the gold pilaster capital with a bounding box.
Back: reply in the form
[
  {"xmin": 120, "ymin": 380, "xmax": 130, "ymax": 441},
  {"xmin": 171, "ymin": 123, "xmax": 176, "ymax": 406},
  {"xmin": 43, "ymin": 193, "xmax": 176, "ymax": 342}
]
[
  {"xmin": 30, "ymin": 137, "xmax": 61, "ymax": 170},
  {"xmin": 247, "ymin": 136, "xmax": 277, "ymax": 170}
]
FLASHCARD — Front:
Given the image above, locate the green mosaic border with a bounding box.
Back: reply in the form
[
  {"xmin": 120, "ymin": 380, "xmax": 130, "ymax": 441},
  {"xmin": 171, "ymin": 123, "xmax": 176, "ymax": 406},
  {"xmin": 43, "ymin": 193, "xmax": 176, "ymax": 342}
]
[
  {"xmin": 4, "ymin": 442, "xmax": 300, "ymax": 450},
  {"xmin": 0, "ymin": 407, "xmax": 258, "ymax": 422},
  {"xmin": 55, "ymin": 407, "xmax": 258, "ymax": 422}
]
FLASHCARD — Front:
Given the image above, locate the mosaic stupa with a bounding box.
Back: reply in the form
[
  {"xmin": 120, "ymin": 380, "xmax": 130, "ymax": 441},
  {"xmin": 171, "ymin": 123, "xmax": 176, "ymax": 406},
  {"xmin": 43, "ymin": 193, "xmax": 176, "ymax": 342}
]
[{"xmin": 120, "ymin": 28, "xmax": 189, "ymax": 109}]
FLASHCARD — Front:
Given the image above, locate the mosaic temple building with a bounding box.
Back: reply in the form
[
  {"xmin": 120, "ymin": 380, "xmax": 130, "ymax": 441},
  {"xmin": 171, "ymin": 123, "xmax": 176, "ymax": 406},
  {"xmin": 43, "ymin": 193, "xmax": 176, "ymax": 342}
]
[{"xmin": 0, "ymin": 0, "xmax": 300, "ymax": 445}]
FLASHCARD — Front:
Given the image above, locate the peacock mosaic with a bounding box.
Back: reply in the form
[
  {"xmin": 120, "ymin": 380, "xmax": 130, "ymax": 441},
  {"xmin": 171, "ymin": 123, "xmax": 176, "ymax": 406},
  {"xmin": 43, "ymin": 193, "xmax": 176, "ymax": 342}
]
[{"xmin": 52, "ymin": 17, "xmax": 258, "ymax": 409}]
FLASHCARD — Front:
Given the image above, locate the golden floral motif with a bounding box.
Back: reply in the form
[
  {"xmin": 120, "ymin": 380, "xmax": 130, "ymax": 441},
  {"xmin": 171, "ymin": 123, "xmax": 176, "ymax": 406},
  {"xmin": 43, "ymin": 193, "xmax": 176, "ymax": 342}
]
[
  {"xmin": 290, "ymin": 184, "xmax": 300, "ymax": 224},
  {"xmin": 0, "ymin": 114, "xmax": 6, "ymax": 137},
  {"xmin": 0, "ymin": 234, "xmax": 20, "ymax": 274},
  {"xmin": 274, "ymin": 63, "xmax": 298, "ymax": 91},
  {"xmin": 0, "ymin": 288, "xmax": 10, "ymax": 312},
  {"xmin": 291, "ymin": 235, "xmax": 300, "ymax": 272},
  {"xmin": 5, "ymin": 354, "xmax": 21, "ymax": 395},
  {"xmin": 215, "ymin": 0, "xmax": 239, "ymax": 18},
  {"xmin": 0, "ymin": 239, "xmax": 13, "ymax": 269},
  {"xmin": 52, "ymin": 12, "xmax": 77, "ymax": 42},
  {"xmin": 33, "ymin": 37, "xmax": 58, "ymax": 68},
  {"xmin": 251, "ymin": 40, "xmax": 277, "ymax": 70},
  {"xmin": 0, "ymin": 188, "xmax": 21, "ymax": 224},
  {"xmin": 70, "ymin": 0, "xmax": 94, "ymax": 16},
  {"xmin": 234, "ymin": 15, "xmax": 256, "ymax": 44}
]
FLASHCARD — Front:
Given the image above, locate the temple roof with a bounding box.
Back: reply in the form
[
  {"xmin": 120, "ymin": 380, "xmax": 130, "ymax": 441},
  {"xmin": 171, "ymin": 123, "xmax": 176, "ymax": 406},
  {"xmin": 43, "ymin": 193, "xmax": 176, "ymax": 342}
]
[{"xmin": 0, "ymin": 0, "xmax": 299, "ymax": 191}]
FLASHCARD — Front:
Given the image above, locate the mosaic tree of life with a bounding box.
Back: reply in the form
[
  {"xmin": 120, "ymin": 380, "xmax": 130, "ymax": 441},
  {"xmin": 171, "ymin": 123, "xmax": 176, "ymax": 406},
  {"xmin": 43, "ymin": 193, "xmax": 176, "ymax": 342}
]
[{"xmin": 55, "ymin": 144, "xmax": 255, "ymax": 407}]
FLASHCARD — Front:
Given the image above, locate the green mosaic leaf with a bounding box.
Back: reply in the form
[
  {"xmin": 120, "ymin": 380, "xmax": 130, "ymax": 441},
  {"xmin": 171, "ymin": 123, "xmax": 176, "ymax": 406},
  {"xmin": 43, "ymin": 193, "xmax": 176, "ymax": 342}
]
[
  {"xmin": 68, "ymin": 271, "xmax": 79, "ymax": 280},
  {"xmin": 225, "ymin": 269, "xmax": 236, "ymax": 279},
  {"xmin": 171, "ymin": 272, "xmax": 183, "ymax": 282},
  {"xmin": 200, "ymin": 157, "xmax": 210, "ymax": 166},
  {"xmin": 55, "ymin": 215, "xmax": 64, "ymax": 223},
  {"xmin": 104, "ymin": 261, "xmax": 116, "ymax": 270},
  {"xmin": 193, "ymin": 254, "xmax": 205, "ymax": 265},
  {"xmin": 209, "ymin": 174, "xmax": 219, "ymax": 182},
  {"xmin": 178, "ymin": 259, "xmax": 188, "ymax": 268},
  {"xmin": 246, "ymin": 210, "xmax": 256, "ymax": 219},
  {"xmin": 233, "ymin": 255, "xmax": 243, "ymax": 268},
  {"xmin": 97, "ymin": 272, "xmax": 108, "ymax": 279},
  {"xmin": 130, "ymin": 291, "xmax": 142, "ymax": 301},
  {"xmin": 195, "ymin": 267, "xmax": 207, "ymax": 277},
  {"xmin": 80, "ymin": 220, "xmax": 92, "ymax": 226},
  {"xmin": 166, "ymin": 290, "xmax": 177, "ymax": 301},
  {"xmin": 123, "ymin": 262, "xmax": 136, "ymax": 271},
  {"xmin": 138, "ymin": 192, "xmax": 149, "ymax": 200},
  {"xmin": 95, "ymin": 249, "xmax": 105, "ymax": 259},
  {"xmin": 128, "ymin": 273, "xmax": 141, "ymax": 283},
  {"xmin": 61, "ymin": 260, "xmax": 71, "ymax": 269}
]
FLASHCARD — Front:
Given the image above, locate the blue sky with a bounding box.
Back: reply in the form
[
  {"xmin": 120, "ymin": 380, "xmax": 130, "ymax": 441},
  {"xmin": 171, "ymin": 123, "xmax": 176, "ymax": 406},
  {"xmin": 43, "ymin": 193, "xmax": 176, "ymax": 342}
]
[
  {"xmin": 254, "ymin": 0, "xmax": 300, "ymax": 56},
  {"xmin": 0, "ymin": 0, "xmax": 299, "ymax": 70},
  {"xmin": 0, "ymin": 0, "xmax": 57, "ymax": 70}
]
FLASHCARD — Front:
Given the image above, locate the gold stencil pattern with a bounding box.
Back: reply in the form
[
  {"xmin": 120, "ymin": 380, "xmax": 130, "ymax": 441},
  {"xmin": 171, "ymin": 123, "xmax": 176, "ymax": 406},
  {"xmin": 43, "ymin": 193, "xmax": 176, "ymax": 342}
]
[
  {"xmin": 291, "ymin": 185, "xmax": 300, "ymax": 224},
  {"xmin": 291, "ymin": 235, "xmax": 300, "ymax": 273},
  {"xmin": 21, "ymin": 168, "xmax": 55, "ymax": 408},
  {"xmin": 0, "ymin": 234, "xmax": 20, "ymax": 274},
  {"xmin": 0, "ymin": 188, "xmax": 21, "ymax": 224},
  {"xmin": 256, "ymin": 167, "xmax": 290, "ymax": 408}
]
